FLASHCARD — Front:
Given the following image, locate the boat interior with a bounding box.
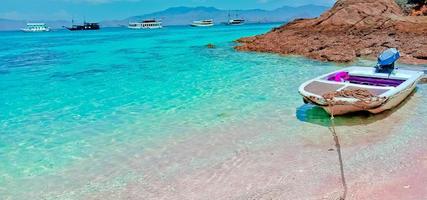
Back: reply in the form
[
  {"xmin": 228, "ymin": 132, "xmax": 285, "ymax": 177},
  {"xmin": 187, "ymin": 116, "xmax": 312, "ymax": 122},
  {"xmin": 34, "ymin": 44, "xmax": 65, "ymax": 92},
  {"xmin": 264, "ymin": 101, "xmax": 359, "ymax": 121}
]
[
  {"xmin": 303, "ymin": 70, "xmax": 408, "ymax": 97},
  {"xmin": 303, "ymin": 80, "xmax": 392, "ymax": 97}
]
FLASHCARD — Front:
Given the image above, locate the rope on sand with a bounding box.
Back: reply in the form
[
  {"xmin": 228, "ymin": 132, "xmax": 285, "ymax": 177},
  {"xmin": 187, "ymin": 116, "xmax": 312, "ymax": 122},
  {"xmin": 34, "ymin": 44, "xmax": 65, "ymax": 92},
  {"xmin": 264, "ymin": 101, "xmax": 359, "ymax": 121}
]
[
  {"xmin": 321, "ymin": 90, "xmax": 377, "ymax": 200},
  {"xmin": 321, "ymin": 85, "xmax": 417, "ymax": 199},
  {"xmin": 321, "ymin": 88, "xmax": 393, "ymax": 199},
  {"xmin": 328, "ymin": 111, "xmax": 348, "ymax": 200}
]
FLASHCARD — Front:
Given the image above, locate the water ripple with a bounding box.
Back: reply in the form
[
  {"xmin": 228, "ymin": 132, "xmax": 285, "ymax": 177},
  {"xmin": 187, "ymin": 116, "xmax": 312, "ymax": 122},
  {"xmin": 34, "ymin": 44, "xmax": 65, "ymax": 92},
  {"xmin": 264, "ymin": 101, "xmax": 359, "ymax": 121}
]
[
  {"xmin": 0, "ymin": 50, "xmax": 66, "ymax": 69},
  {"xmin": 50, "ymin": 69, "xmax": 107, "ymax": 80}
]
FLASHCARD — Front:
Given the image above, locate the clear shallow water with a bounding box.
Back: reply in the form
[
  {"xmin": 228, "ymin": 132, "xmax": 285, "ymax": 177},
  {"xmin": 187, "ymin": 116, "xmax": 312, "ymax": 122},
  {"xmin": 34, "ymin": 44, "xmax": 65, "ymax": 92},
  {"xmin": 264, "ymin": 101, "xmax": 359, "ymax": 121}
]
[{"xmin": 1, "ymin": 24, "xmax": 426, "ymax": 198}]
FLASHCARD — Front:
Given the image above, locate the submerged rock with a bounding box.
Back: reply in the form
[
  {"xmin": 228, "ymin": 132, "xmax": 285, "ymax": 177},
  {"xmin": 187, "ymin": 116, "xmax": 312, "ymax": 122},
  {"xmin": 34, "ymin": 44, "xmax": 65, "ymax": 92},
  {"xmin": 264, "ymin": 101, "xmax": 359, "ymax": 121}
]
[
  {"xmin": 206, "ymin": 43, "xmax": 216, "ymax": 49},
  {"xmin": 235, "ymin": 0, "xmax": 427, "ymax": 64}
]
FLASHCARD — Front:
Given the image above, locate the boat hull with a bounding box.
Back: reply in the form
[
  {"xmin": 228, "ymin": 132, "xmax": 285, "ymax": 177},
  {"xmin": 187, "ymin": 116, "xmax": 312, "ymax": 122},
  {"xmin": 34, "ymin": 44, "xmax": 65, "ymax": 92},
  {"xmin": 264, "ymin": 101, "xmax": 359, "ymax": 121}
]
[
  {"xmin": 190, "ymin": 24, "xmax": 214, "ymax": 27},
  {"xmin": 128, "ymin": 26, "xmax": 162, "ymax": 29},
  {"xmin": 318, "ymin": 81, "xmax": 416, "ymax": 115},
  {"xmin": 66, "ymin": 28, "xmax": 100, "ymax": 31},
  {"xmin": 21, "ymin": 29, "xmax": 50, "ymax": 32}
]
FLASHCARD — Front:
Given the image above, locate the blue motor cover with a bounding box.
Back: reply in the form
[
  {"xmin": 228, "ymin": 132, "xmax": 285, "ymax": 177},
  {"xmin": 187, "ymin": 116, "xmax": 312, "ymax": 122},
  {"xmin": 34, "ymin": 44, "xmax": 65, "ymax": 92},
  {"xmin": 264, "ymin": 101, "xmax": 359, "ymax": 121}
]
[{"xmin": 378, "ymin": 48, "xmax": 400, "ymax": 66}]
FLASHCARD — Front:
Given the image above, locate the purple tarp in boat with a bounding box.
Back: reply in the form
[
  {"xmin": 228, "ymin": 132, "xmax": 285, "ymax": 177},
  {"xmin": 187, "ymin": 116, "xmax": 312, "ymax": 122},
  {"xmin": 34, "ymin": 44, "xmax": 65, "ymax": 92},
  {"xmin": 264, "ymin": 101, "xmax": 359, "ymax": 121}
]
[{"xmin": 328, "ymin": 74, "xmax": 404, "ymax": 87}]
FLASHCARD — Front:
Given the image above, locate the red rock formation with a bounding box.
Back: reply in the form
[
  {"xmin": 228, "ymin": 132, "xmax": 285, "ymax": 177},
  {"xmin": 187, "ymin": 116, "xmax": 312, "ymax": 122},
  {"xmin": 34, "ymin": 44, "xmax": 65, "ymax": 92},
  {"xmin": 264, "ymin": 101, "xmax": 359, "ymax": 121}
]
[
  {"xmin": 236, "ymin": 0, "xmax": 427, "ymax": 64},
  {"xmin": 411, "ymin": 4, "xmax": 427, "ymax": 16}
]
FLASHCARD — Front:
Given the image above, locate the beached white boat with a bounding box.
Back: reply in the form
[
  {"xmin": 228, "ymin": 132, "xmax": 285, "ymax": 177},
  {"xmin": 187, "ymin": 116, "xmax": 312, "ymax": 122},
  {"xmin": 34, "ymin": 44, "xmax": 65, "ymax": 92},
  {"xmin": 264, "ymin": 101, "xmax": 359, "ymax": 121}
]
[
  {"xmin": 299, "ymin": 49, "xmax": 424, "ymax": 115},
  {"xmin": 128, "ymin": 19, "xmax": 162, "ymax": 29},
  {"xmin": 21, "ymin": 23, "xmax": 50, "ymax": 32},
  {"xmin": 191, "ymin": 19, "xmax": 214, "ymax": 27}
]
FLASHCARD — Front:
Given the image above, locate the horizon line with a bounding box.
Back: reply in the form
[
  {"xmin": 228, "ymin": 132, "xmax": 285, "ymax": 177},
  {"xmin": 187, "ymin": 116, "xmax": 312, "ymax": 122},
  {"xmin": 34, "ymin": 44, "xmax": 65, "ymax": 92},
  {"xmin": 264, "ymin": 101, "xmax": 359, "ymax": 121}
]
[{"xmin": 0, "ymin": 4, "xmax": 331, "ymax": 22}]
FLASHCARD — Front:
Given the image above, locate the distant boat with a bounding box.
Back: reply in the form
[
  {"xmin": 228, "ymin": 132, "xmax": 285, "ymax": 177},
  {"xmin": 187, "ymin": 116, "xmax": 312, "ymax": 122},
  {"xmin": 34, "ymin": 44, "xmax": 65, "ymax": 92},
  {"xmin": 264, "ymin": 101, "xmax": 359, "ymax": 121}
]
[
  {"xmin": 227, "ymin": 19, "xmax": 245, "ymax": 25},
  {"xmin": 191, "ymin": 19, "xmax": 214, "ymax": 27},
  {"xmin": 299, "ymin": 48, "xmax": 424, "ymax": 115},
  {"xmin": 128, "ymin": 19, "xmax": 162, "ymax": 29},
  {"xmin": 225, "ymin": 12, "xmax": 245, "ymax": 25},
  {"xmin": 21, "ymin": 23, "xmax": 50, "ymax": 32},
  {"xmin": 65, "ymin": 22, "xmax": 100, "ymax": 31}
]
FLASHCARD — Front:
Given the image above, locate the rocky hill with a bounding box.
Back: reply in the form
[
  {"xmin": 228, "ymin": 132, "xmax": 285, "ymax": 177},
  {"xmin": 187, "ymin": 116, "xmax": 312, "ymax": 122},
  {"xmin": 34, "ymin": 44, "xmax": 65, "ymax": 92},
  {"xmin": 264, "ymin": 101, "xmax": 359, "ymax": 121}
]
[{"xmin": 235, "ymin": 0, "xmax": 427, "ymax": 64}]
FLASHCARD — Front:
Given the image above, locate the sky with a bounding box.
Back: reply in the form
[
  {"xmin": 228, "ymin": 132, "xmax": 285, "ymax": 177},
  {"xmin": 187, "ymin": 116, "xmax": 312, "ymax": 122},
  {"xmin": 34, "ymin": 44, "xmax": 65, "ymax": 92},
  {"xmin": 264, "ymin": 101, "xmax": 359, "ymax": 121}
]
[{"xmin": 0, "ymin": 0, "xmax": 335, "ymax": 21}]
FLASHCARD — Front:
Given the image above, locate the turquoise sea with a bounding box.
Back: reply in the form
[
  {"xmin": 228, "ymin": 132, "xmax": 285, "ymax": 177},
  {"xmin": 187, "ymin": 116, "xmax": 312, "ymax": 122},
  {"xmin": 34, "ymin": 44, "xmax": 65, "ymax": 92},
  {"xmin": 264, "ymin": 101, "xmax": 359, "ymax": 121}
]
[{"xmin": 1, "ymin": 24, "xmax": 426, "ymax": 199}]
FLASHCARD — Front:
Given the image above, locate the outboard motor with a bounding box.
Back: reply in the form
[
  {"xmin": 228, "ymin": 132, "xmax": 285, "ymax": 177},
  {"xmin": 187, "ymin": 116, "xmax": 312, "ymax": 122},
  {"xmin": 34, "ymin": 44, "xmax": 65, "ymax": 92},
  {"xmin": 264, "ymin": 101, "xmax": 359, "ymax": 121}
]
[{"xmin": 375, "ymin": 48, "xmax": 400, "ymax": 74}]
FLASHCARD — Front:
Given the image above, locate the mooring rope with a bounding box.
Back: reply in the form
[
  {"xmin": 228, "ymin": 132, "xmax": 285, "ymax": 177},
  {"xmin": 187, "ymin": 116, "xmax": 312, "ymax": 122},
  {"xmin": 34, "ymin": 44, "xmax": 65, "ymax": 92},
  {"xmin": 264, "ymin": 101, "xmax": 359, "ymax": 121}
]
[
  {"xmin": 321, "ymin": 84, "xmax": 418, "ymax": 199},
  {"xmin": 323, "ymin": 90, "xmax": 361, "ymax": 200},
  {"xmin": 329, "ymin": 109, "xmax": 348, "ymax": 200}
]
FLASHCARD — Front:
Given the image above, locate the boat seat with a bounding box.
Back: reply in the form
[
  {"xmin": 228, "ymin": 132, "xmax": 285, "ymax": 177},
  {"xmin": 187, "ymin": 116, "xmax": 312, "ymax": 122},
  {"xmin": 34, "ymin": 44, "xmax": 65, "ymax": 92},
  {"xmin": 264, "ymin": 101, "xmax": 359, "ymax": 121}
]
[{"xmin": 304, "ymin": 81, "xmax": 344, "ymax": 96}]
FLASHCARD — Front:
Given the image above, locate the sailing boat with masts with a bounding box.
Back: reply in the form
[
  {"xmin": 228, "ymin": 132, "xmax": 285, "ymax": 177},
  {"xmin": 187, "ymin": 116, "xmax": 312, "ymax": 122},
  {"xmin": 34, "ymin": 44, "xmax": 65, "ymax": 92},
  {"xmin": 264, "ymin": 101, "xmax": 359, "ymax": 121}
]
[
  {"xmin": 64, "ymin": 18, "xmax": 100, "ymax": 31},
  {"xmin": 226, "ymin": 12, "xmax": 245, "ymax": 25}
]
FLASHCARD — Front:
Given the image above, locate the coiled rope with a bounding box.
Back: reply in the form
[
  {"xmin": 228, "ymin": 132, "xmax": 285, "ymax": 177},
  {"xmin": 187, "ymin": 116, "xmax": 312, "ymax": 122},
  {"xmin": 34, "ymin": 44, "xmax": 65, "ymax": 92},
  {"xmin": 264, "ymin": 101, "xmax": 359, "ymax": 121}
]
[
  {"xmin": 324, "ymin": 89, "xmax": 381, "ymax": 108},
  {"xmin": 322, "ymin": 88, "xmax": 376, "ymax": 101}
]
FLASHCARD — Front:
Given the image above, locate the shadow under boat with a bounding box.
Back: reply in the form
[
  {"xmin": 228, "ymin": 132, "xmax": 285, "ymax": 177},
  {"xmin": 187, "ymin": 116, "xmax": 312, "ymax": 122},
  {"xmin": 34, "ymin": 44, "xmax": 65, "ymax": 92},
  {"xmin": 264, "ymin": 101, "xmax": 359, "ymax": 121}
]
[{"xmin": 296, "ymin": 88, "xmax": 417, "ymax": 127}]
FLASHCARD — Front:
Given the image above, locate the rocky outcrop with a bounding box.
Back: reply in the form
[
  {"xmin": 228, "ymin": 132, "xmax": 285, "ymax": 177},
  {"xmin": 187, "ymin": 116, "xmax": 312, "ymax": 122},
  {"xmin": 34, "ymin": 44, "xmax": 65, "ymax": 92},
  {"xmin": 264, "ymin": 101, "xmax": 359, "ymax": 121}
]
[
  {"xmin": 235, "ymin": 0, "xmax": 427, "ymax": 64},
  {"xmin": 411, "ymin": 4, "xmax": 427, "ymax": 16}
]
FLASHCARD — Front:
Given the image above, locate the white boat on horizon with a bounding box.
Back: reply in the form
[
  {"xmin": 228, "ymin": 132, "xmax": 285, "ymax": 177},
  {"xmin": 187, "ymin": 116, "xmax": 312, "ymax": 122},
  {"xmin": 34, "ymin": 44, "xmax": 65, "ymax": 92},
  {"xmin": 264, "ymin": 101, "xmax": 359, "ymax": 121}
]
[
  {"xmin": 298, "ymin": 49, "xmax": 424, "ymax": 115},
  {"xmin": 191, "ymin": 19, "xmax": 214, "ymax": 27},
  {"xmin": 21, "ymin": 23, "xmax": 50, "ymax": 32},
  {"xmin": 128, "ymin": 19, "xmax": 162, "ymax": 29},
  {"xmin": 226, "ymin": 19, "xmax": 245, "ymax": 25}
]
